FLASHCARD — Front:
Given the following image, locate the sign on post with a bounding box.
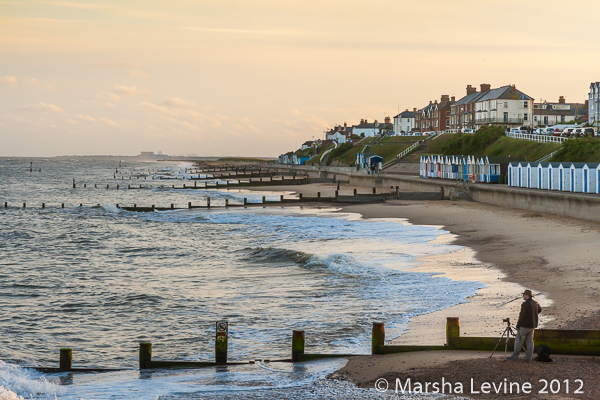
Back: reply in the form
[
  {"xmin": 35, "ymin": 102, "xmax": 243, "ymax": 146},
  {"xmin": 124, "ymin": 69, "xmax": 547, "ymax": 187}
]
[{"xmin": 215, "ymin": 321, "xmax": 228, "ymax": 365}]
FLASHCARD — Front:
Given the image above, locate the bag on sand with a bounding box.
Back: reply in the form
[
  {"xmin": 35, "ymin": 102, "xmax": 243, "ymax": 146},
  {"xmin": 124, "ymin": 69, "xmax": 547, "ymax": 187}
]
[{"xmin": 535, "ymin": 344, "xmax": 553, "ymax": 362}]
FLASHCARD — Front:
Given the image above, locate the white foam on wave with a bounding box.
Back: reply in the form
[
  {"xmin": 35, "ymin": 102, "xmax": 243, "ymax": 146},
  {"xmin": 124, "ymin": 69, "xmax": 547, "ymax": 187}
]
[
  {"xmin": 102, "ymin": 204, "xmax": 121, "ymax": 213},
  {"xmin": 0, "ymin": 361, "xmax": 60, "ymax": 399}
]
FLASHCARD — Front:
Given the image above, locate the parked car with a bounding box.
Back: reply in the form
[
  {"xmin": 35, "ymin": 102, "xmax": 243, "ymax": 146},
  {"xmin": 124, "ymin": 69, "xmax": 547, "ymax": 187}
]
[
  {"xmin": 533, "ymin": 128, "xmax": 545, "ymax": 135},
  {"xmin": 583, "ymin": 127, "xmax": 595, "ymax": 137},
  {"xmin": 572, "ymin": 128, "xmax": 583, "ymax": 137},
  {"xmin": 461, "ymin": 128, "xmax": 475, "ymax": 134},
  {"xmin": 561, "ymin": 128, "xmax": 572, "ymax": 137},
  {"xmin": 508, "ymin": 128, "xmax": 521, "ymax": 135},
  {"xmin": 552, "ymin": 128, "xmax": 562, "ymax": 137}
]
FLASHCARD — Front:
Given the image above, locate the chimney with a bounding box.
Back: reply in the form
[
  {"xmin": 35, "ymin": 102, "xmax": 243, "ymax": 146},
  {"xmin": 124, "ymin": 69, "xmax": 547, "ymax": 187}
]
[
  {"xmin": 413, "ymin": 108, "xmax": 417, "ymax": 112},
  {"xmin": 360, "ymin": 118, "xmax": 364, "ymax": 124},
  {"xmin": 466, "ymin": 85, "xmax": 477, "ymax": 95},
  {"xmin": 559, "ymin": 96, "xmax": 565, "ymax": 104},
  {"xmin": 374, "ymin": 119, "xmax": 379, "ymax": 127},
  {"xmin": 405, "ymin": 109, "xmax": 408, "ymax": 112},
  {"xmin": 451, "ymin": 96, "xmax": 455, "ymax": 103},
  {"xmin": 429, "ymin": 101, "xmax": 432, "ymax": 105},
  {"xmin": 384, "ymin": 116, "xmax": 391, "ymax": 124},
  {"xmin": 510, "ymin": 84, "xmax": 516, "ymax": 93},
  {"xmin": 441, "ymin": 95, "xmax": 449, "ymax": 103},
  {"xmin": 480, "ymin": 83, "xmax": 491, "ymax": 92}
]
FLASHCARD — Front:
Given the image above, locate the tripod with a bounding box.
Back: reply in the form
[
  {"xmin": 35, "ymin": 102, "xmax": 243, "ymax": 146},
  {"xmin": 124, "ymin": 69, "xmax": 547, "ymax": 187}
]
[{"xmin": 490, "ymin": 318, "xmax": 519, "ymax": 360}]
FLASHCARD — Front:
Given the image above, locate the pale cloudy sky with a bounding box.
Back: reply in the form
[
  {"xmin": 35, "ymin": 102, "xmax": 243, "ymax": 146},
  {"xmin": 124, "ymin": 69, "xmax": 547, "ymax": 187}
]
[{"xmin": 1, "ymin": 0, "xmax": 599, "ymax": 157}]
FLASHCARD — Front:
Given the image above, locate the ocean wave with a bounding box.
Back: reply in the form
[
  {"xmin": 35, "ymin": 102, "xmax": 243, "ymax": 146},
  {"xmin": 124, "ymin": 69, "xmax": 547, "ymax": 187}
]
[
  {"xmin": 0, "ymin": 361, "xmax": 60, "ymax": 399},
  {"xmin": 242, "ymin": 247, "xmax": 391, "ymax": 278}
]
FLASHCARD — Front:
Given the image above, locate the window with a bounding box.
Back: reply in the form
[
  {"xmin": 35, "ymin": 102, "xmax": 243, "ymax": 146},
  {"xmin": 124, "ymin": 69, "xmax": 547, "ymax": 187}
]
[
  {"xmin": 524, "ymin": 101, "xmax": 529, "ymax": 108},
  {"xmin": 504, "ymin": 102, "xmax": 508, "ymax": 107},
  {"xmin": 534, "ymin": 116, "xmax": 538, "ymax": 121},
  {"xmin": 524, "ymin": 113, "xmax": 528, "ymax": 121},
  {"xmin": 561, "ymin": 116, "xmax": 565, "ymax": 122}
]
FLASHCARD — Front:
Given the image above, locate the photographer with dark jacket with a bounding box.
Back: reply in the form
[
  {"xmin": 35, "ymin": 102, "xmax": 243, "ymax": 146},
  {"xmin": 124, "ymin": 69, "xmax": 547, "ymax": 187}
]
[{"xmin": 508, "ymin": 290, "xmax": 542, "ymax": 362}]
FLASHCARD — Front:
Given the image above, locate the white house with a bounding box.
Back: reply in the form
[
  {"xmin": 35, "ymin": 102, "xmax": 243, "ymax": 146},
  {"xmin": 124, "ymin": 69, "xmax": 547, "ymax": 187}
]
[
  {"xmin": 589, "ymin": 82, "xmax": 600, "ymax": 126},
  {"xmin": 474, "ymin": 84, "xmax": 533, "ymax": 129},
  {"xmin": 393, "ymin": 109, "xmax": 416, "ymax": 135},
  {"xmin": 325, "ymin": 123, "xmax": 353, "ymax": 142},
  {"xmin": 353, "ymin": 118, "xmax": 393, "ymax": 138}
]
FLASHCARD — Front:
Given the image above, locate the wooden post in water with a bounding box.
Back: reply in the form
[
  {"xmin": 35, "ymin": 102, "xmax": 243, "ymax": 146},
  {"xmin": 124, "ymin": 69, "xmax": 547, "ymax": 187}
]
[
  {"xmin": 373, "ymin": 187, "xmax": 376, "ymax": 194},
  {"xmin": 72, "ymin": 179, "xmax": 76, "ymax": 189},
  {"xmin": 446, "ymin": 317, "xmax": 460, "ymax": 347},
  {"xmin": 243, "ymin": 198, "xmax": 247, "ymax": 206},
  {"xmin": 171, "ymin": 204, "xmax": 174, "ymax": 209},
  {"xmin": 336, "ymin": 181, "xmax": 340, "ymax": 190},
  {"xmin": 317, "ymin": 192, "xmax": 321, "ymax": 198},
  {"xmin": 4, "ymin": 202, "xmax": 7, "ymax": 208},
  {"xmin": 291, "ymin": 330, "xmax": 305, "ymax": 362},
  {"xmin": 80, "ymin": 203, "xmax": 83, "ymax": 207},
  {"xmin": 372, "ymin": 322, "xmax": 385, "ymax": 355},
  {"xmin": 23, "ymin": 203, "xmax": 26, "ymax": 208},
  {"xmin": 280, "ymin": 195, "xmax": 284, "ymax": 202},
  {"xmin": 215, "ymin": 321, "xmax": 228, "ymax": 365},
  {"xmin": 151, "ymin": 205, "xmax": 155, "ymax": 211},
  {"xmin": 262, "ymin": 196, "xmax": 265, "ymax": 203},
  {"xmin": 353, "ymin": 188, "xmax": 357, "ymax": 196},
  {"xmin": 106, "ymin": 184, "xmax": 109, "ymax": 190},
  {"xmin": 194, "ymin": 181, "xmax": 197, "ymax": 188},
  {"xmin": 139, "ymin": 342, "xmax": 152, "ymax": 369},
  {"xmin": 84, "ymin": 184, "xmax": 86, "ymax": 188},
  {"xmin": 225, "ymin": 199, "xmax": 229, "ymax": 207},
  {"xmin": 42, "ymin": 203, "xmax": 45, "ymax": 209},
  {"xmin": 117, "ymin": 185, "xmax": 119, "ymax": 190},
  {"xmin": 59, "ymin": 348, "xmax": 72, "ymax": 371},
  {"xmin": 335, "ymin": 190, "xmax": 338, "ymax": 198},
  {"xmin": 298, "ymin": 193, "xmax": 302, "ymax": 200},
  {"xmin": 207, "ymin": 197, "xmax": 211, "ymax": 208},
  {"xmin": 188, "ymin": 202, "xmax": 192, "ymax": 209},
  {"xmin": 62, "ymin": 203, "xmax": 64, "ymax": 208}
]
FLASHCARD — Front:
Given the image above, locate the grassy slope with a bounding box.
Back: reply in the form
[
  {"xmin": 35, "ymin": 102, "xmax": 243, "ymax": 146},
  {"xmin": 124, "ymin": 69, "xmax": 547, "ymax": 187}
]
[
  {"xmin": 424, "ymin": 129, "xmax": 561, "ymax": 161},
  {"xmin": 550, "ymin": 138, "xmax": 600, "ymax": 162}
]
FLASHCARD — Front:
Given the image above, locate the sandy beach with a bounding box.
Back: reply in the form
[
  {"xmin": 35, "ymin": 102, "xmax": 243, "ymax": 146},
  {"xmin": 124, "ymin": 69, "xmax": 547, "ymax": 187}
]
[{"xmin": 245, "ymin": 181, "xmax": 600, "ymax": 397}]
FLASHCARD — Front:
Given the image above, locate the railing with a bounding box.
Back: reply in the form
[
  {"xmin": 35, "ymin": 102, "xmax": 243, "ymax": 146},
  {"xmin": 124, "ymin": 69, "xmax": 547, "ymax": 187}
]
[
  {"xmin": 506, "ymin": 132, "xmax": 567, "ymax": 143},
  {"xmin": 535, "ymin": 150, "xmax": 560, "ymax": 163},
  {"xmin": 476, "ymin": 117, "xmax": 524, "ymax": 124}
]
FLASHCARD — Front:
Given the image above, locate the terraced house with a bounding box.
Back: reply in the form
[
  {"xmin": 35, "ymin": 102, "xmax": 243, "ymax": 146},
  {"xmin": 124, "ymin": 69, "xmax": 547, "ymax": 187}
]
[
  {"xmin": 449, "ymin": 84, "xmax": 485, "ymax": 132},
  {"xmin": 416, "ymin": 95, "xmax": 454, "ymax": 133},
  {"xmin": 473, "ymin": 84, "xmax": 533, "ymax": 129}
]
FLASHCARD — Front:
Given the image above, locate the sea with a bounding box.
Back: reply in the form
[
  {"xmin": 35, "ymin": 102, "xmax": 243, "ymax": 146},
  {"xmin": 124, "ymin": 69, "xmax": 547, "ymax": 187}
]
[{"xmin": 0, "ymin": 158, "xmax": 485, "ymax": 399}]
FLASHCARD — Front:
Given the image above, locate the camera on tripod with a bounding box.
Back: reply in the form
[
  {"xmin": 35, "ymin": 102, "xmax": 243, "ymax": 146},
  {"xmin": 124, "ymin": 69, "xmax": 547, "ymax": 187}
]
[{"xmin": 502, "ymin": 318, "xmax": 510, "ymax": 324}]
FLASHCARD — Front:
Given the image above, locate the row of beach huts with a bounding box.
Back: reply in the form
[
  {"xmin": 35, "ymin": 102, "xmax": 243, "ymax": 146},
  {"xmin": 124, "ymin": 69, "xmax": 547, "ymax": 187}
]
[{"xmin": 420, "ymin": 155, "xmax": 600, "ymax": 194}]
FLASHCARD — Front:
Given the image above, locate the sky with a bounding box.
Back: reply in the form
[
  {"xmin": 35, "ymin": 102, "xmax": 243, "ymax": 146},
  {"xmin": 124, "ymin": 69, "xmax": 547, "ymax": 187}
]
[{"xmin": 1, "ymin": 0, "xmax": 600, "ymax": 157}]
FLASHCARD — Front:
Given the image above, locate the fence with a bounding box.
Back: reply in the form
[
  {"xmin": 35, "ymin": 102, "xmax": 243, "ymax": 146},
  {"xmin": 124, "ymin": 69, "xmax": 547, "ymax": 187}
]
[{"xmin": 506, "ymin": 132, "xmax": 567, "ymax": 143}]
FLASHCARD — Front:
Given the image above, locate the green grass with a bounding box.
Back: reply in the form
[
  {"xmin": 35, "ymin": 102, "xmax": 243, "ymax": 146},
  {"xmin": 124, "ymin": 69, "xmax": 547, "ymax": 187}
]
[
  {"xmin": 380, "ymin": 135, "xmax": 424, "ymax": 143},
  {"xmin": 550, "ymin": 138, "xmax": 600, "ymax": 162},
  {"xmin": 423, "ymin": 127, "xmax": 561, "ymax": 161}
]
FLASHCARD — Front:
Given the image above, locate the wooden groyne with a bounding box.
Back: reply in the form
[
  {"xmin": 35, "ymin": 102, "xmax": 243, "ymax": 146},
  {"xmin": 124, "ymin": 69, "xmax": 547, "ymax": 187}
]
[
  {"xmin": 27, "ymin": 317, "xmax": 600, "ymax": 374},
  {"xmin": 373, "ymin": 317, "xmax": 600, "ymax": 356}
]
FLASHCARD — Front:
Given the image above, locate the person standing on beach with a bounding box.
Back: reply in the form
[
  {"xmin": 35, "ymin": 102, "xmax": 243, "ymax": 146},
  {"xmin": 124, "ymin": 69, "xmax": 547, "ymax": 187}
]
[{"xmin": 509, "ymin": 290, "xmax": 542, "ymax": 362}]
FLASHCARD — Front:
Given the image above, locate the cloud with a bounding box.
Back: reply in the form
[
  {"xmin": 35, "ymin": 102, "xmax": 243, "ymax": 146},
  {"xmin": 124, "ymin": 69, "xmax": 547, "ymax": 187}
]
[
  {"xmin": 100, "ymin": 117, "xmax": 118, "ymax": 126},
  {"xmin": 74, "ymin": 113, "xmax": 96, "ymax": 122},
  {"xmin": 164, "ymin": 97, "xmax": 197, "ymax": 109},
  {"xmin": 22, "ymin": 102, "xmax": 65, "ymax": 113},
  {"xmin": 113, "ymin": 85, "xmax": 150, "ymax": 96},
  {"xmin": 96, "ymin": 91, "xmax": 121, "ymax": 101},
  {"xmin": 0, "ymin": 76, "xmax": 17, "ymax": 85},
  {"xmin": 85, "ymin": 61, "xmax": 140, "ymax": 69},
  {"xmin": 140, "ymin": 101, "xmax": 172, "ymax": 115}
]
